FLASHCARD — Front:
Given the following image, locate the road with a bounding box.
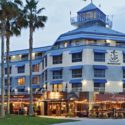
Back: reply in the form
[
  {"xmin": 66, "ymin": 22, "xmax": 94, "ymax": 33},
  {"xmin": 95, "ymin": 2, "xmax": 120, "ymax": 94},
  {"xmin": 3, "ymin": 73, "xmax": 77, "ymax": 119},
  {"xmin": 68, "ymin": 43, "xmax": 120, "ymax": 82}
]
[{"xmin": 54, "ymin": 119, "xmax": 125, "ymax": 125}]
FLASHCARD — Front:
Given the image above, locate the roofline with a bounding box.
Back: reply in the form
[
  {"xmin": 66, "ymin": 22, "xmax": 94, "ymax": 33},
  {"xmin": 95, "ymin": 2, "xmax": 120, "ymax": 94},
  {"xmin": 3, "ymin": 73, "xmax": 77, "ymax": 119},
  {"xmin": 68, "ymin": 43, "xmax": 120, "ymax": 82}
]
[{"xmin": 7, "ymin": 45, "xmax": 52, "ymax": 54}]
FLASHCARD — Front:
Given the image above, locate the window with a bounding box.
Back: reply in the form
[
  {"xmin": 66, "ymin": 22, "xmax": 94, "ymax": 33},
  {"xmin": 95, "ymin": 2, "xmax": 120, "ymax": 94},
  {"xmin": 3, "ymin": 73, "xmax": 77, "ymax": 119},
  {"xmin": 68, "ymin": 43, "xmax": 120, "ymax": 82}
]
[
  {"xmin": 72, "ymin": 69, "xmax": 82, "ymax": 78},
  {"xmin": 17, "ymin": 66, "xmax": 25, "ymax": 73},
  {"xmin": 94, "ymin": 83, "xmax": 105, "ymax": 92},
  {"xmin": 123, "ymin": 83, "xmax": 125, "ymax": 92},
  {"xmin": 53, "ymin": 55, "xmax": 62, "ymax": 64},
  {"xmin": 94, "ymin": 53, "xmax": 105, "ymax": 62},
  {"xmin": 42, "ymin": 59, "xmax": 44, "ymax": 69},
  {"xmin": 35, "ymin": 52, "xmax": 42, "ymax": 59},
  {"xmin": 17, "ymin": 77, "xmax": 25, "ymax": 86},
  {"xmin": 53, "ymin": 70, "xmax": 62, "ymax": 79},
  {"xmin": 45, "ymin": 70, "xmax": 48, "ymax": 81},
  {"xmin": 5, "ymin": 67, "xmax": 11, "ymax": 74},
  {"xmin": 72, "ymin": 83, "xmax": 82, "ymax": 92},
  {"xmin": 21, "ymin": 54, "xmax": 28, "ymax": 61},
  {"xmin": 72, "ymin": 52, "xmax": 82, "ymax": 62},
  {"xmin": 45, "ymin": 56, "xmax": 47, "ymax": 67},
  {"xmin": 123, "ymin": 54, "xmax": 125, "ymax": 63},
  {"xmin": 33, "ymin": 64, "xmax": 39, "ymax": 72},
  {"xmin": 52, "ymin": 84, "xmax": 63, "ymax": 92},
  {"xmin": 32, "ymin": 76, "xmax": 40, "ymax": 84},
  {"xmin": 18, "ymin": 89, "xmax": 25, "ymax": 92},
  {"xmin": 94, "ymin": 69, "xmax": 105, "ymax": 77},
  {"xmin": 123, "ymin": 70, "xmax": 125, "ymax": 78},
  {"xmin": 42, "ymin": 72, "xmax": 44, "ymax": 82},
  {"xmin": 5, "ymin": 78, "xmax": 12, "ymax": 86}
]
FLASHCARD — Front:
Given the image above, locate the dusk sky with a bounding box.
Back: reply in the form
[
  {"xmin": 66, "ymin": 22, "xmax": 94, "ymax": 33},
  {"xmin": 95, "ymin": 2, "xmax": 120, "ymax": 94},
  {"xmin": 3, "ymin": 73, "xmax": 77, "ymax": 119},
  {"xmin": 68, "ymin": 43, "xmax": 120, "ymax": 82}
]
[{"xmin": 2, "ymin": 0, "xmax": 125, "ymax": 52}]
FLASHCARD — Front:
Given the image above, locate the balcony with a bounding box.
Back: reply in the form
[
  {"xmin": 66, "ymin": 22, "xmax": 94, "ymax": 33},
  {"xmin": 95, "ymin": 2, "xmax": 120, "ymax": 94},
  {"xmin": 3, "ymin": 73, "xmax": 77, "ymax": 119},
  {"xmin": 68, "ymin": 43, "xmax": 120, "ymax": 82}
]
[{"xmin": 70, "ymin": 16, "xmax": 112, "ymax": 28}]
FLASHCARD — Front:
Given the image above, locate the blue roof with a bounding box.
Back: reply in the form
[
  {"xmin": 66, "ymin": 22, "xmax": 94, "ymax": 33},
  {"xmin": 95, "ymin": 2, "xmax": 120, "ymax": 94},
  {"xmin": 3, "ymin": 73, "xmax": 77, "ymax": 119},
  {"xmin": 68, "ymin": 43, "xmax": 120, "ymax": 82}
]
[
  {"xmin": 55, "ymin": 25, "xmax": 125, "ymax": 43},
  {"xmin": 7, "ymin": 46, "xmax": 51, "ymax": 56},
  {"xmin": 78, "ymin": 3, "xmax": 100, "ymax": 13}
]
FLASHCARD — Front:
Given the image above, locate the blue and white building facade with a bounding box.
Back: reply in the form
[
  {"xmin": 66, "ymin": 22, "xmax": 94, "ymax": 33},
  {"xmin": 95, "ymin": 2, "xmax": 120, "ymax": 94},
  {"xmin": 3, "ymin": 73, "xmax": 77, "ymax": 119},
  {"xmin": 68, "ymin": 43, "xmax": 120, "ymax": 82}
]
[
  {"xmin": 1, "ymin": 2, "xmax": 125, "ymax": 114},
  {"xmin": 45, "ymin": 3, "xmax": 125, "ymax": 94}
]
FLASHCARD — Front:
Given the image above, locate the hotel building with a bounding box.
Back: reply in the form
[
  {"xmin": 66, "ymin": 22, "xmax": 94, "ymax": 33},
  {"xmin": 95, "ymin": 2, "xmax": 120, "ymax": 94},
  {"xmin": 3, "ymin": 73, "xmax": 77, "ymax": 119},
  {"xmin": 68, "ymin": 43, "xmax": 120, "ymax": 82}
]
[{"xmin": 1, "ymin": 2, "xmax": 125, "ymax": 116}]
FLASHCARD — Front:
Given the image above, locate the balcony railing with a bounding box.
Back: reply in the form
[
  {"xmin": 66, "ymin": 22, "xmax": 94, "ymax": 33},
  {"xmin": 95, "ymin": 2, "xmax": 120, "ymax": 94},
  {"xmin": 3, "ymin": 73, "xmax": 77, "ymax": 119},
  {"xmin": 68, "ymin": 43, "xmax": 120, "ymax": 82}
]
[
  {"xmin": 94, "ymin": 87, "xmax": 105, "ymax": 92},
  {"xmin": 70, "ymin": 16, "xmax": 112, "ymax": 28}
]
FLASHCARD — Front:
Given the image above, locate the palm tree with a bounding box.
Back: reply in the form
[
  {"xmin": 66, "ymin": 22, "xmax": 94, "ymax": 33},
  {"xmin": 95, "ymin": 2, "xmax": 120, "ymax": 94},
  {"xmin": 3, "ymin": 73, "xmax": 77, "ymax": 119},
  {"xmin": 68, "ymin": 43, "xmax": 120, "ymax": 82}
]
[
  {"xmin": 18, "ymin": 0, "xmax": 47, "ymax": 115},
  {"xmin": 0, "ymin": 0, "xmax": 6, "ymax": 118},
  {"xmin": 4, "ymin": 0, "xmax": 22, "ymax": 115},
  {"xmin": 0, "ymin": 0, "xmax": 22, "ymax": 116}
]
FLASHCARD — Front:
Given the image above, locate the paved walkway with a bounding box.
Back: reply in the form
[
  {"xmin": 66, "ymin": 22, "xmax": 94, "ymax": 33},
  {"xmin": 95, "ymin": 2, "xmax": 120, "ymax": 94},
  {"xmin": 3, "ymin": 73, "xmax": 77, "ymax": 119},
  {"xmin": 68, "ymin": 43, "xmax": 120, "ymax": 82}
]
[{"xmin": 53, "ymin": 118, "xmax": 125, "ymax": 125}]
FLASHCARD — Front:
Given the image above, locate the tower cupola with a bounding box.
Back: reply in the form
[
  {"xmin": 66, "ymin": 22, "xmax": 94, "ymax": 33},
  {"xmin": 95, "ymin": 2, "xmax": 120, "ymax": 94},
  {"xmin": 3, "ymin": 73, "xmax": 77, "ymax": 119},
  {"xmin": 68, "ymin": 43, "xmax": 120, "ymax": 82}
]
[{"xmin": 70, "ymin": 2, "xmax": 112, "ymax": 28}]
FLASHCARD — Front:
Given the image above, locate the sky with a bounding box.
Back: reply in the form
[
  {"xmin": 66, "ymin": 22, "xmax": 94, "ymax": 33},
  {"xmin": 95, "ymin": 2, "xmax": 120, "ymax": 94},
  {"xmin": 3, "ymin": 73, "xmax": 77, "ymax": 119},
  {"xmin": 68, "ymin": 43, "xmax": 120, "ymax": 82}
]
[{"xmin": 2, "ymin": 0, "xmax": 125, "ymax": 52}]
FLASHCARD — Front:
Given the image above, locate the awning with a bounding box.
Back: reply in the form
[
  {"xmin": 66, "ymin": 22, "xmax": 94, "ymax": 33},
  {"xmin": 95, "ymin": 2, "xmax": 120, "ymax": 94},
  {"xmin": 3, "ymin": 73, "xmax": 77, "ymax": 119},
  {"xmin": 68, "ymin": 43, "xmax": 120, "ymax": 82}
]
[
  {"xmin": 49, "ymin": 67, "xmax": 63, "ymax": 71},
  {"xmin": 93, "ymin": 49, "xmax": 107, "ymax": 53},
  {"xmin": 32, "ymin": 84, "xmax": 40, "ymax": 89},
  {"xmin": 69, "ymin": 49, "xmax": 83, "ymax": 54},
  {"xmin": 93, "ymin": 79, "xmax": 107, "ymax": 84},
  {"xmin": 122, "ymin": 67, "xmax": 125, "ymax": 70},
  {"xmin": 15, "ymin": 63, "xmax": 25, "ymax": 67},
  {"xmin": 17, "ymin": 86, "xmax": 25, "ymax": 89},
  {"xmin": 50, "ymin": 80, "xmax": 63, "ymax": 84},
  {"xmin": 93, "ymin": 65, "xmax": 108, "ymax": 70},
  {"xmin": 69, "ymin": 65, "xmax": 83, "ymax": 70},
  {"xmin": 32, "ymin": 60, "xmax": 41, "ymax": 65},
  {"xmin": 50, "ymin": 52, "xmax": 62, "ymax": 56},
  {"xmin": 69, "ymin": 79, "xmax": 82, "ymax": 84}
]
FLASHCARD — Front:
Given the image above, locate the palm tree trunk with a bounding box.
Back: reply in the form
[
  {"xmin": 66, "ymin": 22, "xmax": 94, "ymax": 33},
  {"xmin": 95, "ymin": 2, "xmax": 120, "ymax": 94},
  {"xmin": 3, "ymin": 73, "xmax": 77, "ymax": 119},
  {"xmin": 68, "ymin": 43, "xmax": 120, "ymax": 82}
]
[
  {"xmin": 1, "ymin": 20, "xmax": 5, "ymax": 118},
  {"xmin": 6, "ymin": 36, "xmax": 10, "ymax": 115},
  {"xmin": 29, "ymin": 23, "xmax": 34, "ymax": 116}
]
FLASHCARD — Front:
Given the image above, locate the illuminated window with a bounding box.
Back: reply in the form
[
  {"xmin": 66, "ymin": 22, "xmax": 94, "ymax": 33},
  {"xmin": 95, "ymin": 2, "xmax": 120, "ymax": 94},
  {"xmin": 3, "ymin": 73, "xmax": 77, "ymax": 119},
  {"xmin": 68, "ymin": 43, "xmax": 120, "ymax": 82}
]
[
  {"xmin": 32, "ymin": 76, "xmax": 40, "ymax": 84},
  {"xmin": 52, "ymin": 84, "xmax": 63, "ymax": 92},
  {"xmin": 33, "ymin": 64, "xmax": 40, "ymax": 72},
  {"xmin": 17, "ymin": 77, "xmax": 25, "ymax": 86}
]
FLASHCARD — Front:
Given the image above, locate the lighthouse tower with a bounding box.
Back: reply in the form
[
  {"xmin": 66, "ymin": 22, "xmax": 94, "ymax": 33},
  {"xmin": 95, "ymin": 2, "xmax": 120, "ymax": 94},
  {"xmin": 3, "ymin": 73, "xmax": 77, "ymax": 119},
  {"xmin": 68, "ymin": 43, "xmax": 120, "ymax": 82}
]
[{"xmin": 70, "ymin": 2, "xmax": 112, "ymax": 28}]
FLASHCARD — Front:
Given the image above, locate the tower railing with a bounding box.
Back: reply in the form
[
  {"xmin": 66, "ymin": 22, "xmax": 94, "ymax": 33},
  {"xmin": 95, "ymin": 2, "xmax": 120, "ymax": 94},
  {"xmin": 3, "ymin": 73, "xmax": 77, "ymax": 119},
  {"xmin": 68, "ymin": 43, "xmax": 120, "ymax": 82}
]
[{"xmin": 70, "ymin": 15, "xmax": 112, "ymax": 28}]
